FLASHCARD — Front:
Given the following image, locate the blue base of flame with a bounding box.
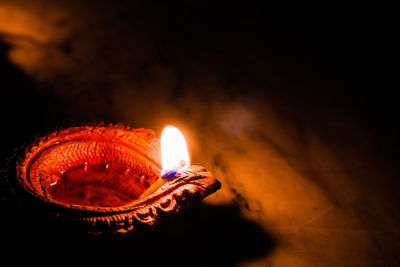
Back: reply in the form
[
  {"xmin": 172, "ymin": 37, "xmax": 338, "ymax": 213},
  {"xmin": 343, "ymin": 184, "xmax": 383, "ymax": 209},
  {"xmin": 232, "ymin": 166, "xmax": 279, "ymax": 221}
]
[
  {"xmin": 162, "ymin": 160, "xmax": 188, "ymax": 179},
  {"xmin": 161, "ymin": 166, "xmax": 187, "ymax": 179},
  {"xmin": 161, "ymin": 170, "xmax": 180, "ymax": 179}
]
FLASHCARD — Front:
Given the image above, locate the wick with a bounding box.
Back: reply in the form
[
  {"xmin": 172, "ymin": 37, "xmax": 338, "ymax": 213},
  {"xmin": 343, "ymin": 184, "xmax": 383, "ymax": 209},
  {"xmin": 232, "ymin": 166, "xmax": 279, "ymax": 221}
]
[{"xmin": 161, "ymin": 160, "xmax": 188, "ymax": 179}]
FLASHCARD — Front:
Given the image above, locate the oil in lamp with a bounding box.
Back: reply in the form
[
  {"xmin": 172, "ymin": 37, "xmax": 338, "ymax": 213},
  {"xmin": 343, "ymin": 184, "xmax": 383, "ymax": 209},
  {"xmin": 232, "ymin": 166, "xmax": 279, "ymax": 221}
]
[{"xmin": 15, "ymin": 123, "xmax": 221, "ymax": 234}]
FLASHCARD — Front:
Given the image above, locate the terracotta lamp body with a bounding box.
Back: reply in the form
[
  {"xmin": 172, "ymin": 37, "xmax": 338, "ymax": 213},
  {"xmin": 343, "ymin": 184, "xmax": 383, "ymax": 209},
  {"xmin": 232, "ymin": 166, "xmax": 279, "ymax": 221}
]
[{"xmin": 16, "ymin": 124, "xmax": 221, "ymax": 234}]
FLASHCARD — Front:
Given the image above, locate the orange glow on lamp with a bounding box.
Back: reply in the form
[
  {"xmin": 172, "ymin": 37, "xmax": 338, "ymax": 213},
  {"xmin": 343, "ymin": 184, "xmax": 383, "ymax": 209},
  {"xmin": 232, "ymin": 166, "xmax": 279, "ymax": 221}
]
[{"xmin": 15, "ymin": 123, "xmax": 220, "ymax": 233}]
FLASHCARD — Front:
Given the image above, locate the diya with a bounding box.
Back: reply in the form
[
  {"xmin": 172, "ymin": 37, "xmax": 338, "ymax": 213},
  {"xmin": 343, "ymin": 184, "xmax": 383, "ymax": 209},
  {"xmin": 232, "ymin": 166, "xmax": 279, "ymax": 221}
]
[{"xmin": 15, "ymin": 123, "xmax": 221, "ymax": 234}]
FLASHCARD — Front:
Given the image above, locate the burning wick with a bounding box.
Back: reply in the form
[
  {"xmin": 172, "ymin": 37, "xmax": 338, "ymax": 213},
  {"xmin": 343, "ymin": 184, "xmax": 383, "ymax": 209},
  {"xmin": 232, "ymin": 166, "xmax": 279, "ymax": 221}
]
[
  {"xmin": 161, "ymin": 126, "xmax": 190, "ymax": 179},
  {"xmin": 140, "ymin": 126, "xmax": 190, "ymax": 198}
]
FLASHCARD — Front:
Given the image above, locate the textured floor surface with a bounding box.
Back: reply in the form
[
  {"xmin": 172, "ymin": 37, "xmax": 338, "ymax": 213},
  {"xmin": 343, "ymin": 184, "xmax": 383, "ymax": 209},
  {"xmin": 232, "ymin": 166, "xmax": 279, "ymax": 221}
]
[{"xmin": 0, "ymin": 1, "xmax": 398, "ymax": 266}]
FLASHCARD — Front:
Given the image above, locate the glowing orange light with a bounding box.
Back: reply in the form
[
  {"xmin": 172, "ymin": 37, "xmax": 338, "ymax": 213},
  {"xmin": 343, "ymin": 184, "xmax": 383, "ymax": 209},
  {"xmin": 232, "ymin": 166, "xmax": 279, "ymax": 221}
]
[{"xmin": 161, "ymin": 126, "xmax": 190, "ymax": 178}]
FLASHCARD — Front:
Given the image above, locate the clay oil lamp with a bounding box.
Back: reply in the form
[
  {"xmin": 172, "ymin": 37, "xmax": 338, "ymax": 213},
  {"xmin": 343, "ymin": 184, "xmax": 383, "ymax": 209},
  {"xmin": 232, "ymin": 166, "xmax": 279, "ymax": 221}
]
[{"xmin": 15, "ymin": 123, "xmax": 221, "ymax": 234}]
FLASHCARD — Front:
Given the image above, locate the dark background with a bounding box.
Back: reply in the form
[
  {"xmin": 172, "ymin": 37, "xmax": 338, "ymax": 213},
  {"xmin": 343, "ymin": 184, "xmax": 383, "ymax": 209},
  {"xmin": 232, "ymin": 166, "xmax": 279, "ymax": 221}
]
[{"xmin": 0, "ymin": 1, "xmax": 397, "ymax": 266}]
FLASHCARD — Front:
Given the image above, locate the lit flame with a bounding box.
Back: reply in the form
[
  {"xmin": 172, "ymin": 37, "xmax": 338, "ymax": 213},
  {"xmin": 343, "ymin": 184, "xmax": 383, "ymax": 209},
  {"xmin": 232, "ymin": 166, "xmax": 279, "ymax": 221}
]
[{"xmin": 161, "ymin": 126, "xmax": 190, "ymax": 178}]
